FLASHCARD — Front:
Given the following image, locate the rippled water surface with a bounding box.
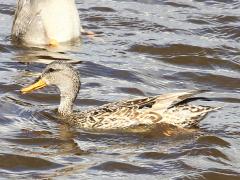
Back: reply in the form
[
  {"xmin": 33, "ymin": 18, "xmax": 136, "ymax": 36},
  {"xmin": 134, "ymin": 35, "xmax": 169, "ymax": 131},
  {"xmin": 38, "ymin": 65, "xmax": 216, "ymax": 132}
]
[{"xmin": 0, "ymin": 0, "xmax": 240, "ymax": 179}]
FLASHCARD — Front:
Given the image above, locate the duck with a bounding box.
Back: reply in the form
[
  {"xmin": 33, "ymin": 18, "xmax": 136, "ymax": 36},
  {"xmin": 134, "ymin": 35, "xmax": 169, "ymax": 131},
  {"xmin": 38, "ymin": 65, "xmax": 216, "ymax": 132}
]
[
  {"xmin": 12, "ymin": 0, "xmax": 92, "ymax": 46},
  {"xmin": 21, "ymin": 61, "xmax": 219, "ymax": 131}
]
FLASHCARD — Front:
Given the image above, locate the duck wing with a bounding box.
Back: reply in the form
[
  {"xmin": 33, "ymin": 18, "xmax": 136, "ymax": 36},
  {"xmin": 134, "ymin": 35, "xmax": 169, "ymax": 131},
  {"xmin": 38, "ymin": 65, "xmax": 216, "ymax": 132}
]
[
  {"xmin": 151, "ymin": 90, "xmax": 208, "ymax": 109},
  {"xmin": 12, "ymin": 0, "xmax": 31, "ymax": 37},
  {"xmin": 111, "ymin": 90, "xmax": 208, "ymax": 110},
  {"xmin": 12, "ymin": 0, "xmax": 43, "ymax": 39}
]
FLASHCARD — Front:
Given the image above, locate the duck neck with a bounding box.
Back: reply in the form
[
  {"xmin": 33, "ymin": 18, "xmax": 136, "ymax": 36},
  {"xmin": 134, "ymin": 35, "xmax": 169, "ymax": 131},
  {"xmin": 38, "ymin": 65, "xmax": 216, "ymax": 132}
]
[
  {"xmin": 58, "ymin": 95, "xmax": 74, "ymax": 116},
  {"xmin": 55, "ymin": 71, "xmax": 81, "ymax": 116},
  {"xmin": 58, "ymin": 87, "xmax": 79, "ymax": 116}
]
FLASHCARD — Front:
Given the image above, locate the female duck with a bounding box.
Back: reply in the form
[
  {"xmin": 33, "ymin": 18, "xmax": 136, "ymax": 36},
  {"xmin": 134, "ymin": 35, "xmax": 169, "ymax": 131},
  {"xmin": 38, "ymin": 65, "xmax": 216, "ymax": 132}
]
[
  {"xmin": 12, "ymin": 0, "xmax": 85, "ymax": 46},
  {"xmin": 21, "ymin": 61, "xmax": 219, "ymax": 131}
]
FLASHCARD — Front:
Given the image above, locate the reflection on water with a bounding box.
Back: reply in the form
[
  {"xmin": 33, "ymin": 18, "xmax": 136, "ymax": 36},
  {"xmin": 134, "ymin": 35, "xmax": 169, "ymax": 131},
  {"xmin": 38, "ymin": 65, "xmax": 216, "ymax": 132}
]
[{"xmin": 0, "ymin": 0, "xmax": 239, "ymax": 179}]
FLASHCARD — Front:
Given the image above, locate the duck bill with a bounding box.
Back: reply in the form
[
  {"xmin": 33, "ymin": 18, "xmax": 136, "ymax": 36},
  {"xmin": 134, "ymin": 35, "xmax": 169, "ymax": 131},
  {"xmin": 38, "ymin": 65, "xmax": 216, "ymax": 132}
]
[{"xmin": 21, "ymin": 79, "xmax": 47, "ymax": 94}]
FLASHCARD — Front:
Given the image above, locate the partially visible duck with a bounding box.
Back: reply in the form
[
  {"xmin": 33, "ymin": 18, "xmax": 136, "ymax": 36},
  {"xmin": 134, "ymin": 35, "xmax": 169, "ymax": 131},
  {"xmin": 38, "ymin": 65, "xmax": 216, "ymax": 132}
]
[{"xmin": 12, "ymin": 0, "xmax": 90, "ymax": 46}]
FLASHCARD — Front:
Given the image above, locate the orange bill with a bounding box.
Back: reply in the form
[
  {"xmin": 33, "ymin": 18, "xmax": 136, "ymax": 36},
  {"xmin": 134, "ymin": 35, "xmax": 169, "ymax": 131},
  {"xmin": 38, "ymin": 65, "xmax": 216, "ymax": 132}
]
[{"xmin": 21, "ymin": 79, "xmax": 47, "ymax": 94}]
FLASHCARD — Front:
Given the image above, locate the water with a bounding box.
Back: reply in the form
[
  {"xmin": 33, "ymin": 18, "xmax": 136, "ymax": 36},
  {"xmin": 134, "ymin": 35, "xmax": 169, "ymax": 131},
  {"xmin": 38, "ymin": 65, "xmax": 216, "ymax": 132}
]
[{"xmin": 0, "ymin": 0, "xmax": 240, "ymax": 179}]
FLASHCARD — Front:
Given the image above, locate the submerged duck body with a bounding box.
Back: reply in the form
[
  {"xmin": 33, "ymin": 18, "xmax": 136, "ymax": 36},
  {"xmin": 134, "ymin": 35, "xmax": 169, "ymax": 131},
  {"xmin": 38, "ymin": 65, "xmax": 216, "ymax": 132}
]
[
  {"xmin": 12, "ymin": 0, "xmax": 82, "ymax": 45},
  {"xmin": 21, "ymin": 61, "xmax": 219, "ymax": 131}
]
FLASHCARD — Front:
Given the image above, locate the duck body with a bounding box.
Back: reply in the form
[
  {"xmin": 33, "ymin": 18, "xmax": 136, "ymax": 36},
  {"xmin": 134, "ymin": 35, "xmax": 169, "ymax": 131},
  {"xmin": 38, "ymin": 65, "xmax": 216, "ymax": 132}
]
[
  {"xmin": 21, "ymin": 61, "xmax": 219, "ymax": 131},
  {"xmin": 12, "ymin": 0, "xmax": 81, "ymax": 45},
  {"xmin": 66, "ymin": 92, "xmax": 217, "ymax": 130}
]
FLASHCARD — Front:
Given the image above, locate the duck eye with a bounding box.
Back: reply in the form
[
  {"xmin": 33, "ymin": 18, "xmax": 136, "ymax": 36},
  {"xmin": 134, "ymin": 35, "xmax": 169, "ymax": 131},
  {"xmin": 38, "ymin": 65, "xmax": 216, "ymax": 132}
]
[
  {"xmin": 45, "ymin": 68, "xmax": 60, "ymax": 74},
  {"xmin": 48, "ymin": 68, "xmax": 55, "ymax": 73}
]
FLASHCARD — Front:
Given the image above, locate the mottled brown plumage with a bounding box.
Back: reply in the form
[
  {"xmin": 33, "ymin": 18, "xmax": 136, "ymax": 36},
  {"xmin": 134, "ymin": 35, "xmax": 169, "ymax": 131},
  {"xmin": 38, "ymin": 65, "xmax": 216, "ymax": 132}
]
[
  {"xmin": 66, "ymin": 92, "xmax": 219, "ymax": 130},
  {"xmin": 21, "ymin": 61, "xmax": 220, "ymax": 131}
]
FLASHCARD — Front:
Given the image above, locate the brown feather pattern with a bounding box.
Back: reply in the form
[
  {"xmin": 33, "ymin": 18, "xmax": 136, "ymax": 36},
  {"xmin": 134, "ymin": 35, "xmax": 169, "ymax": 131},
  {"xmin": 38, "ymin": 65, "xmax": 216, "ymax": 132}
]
[{"xmin": 62, "ymin": 90, "xmax": 219, "ymax": 131}]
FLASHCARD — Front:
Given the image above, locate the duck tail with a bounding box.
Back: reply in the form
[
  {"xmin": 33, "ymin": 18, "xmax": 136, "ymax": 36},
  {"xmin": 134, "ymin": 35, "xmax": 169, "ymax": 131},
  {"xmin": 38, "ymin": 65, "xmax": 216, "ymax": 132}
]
[
  {"xmin": 185, "ymin": 106, "xmax": 222, "ymax": 128},
  {"xmin": 160, "ymin": 105, "xmax": 222, "ymax": 128}
]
